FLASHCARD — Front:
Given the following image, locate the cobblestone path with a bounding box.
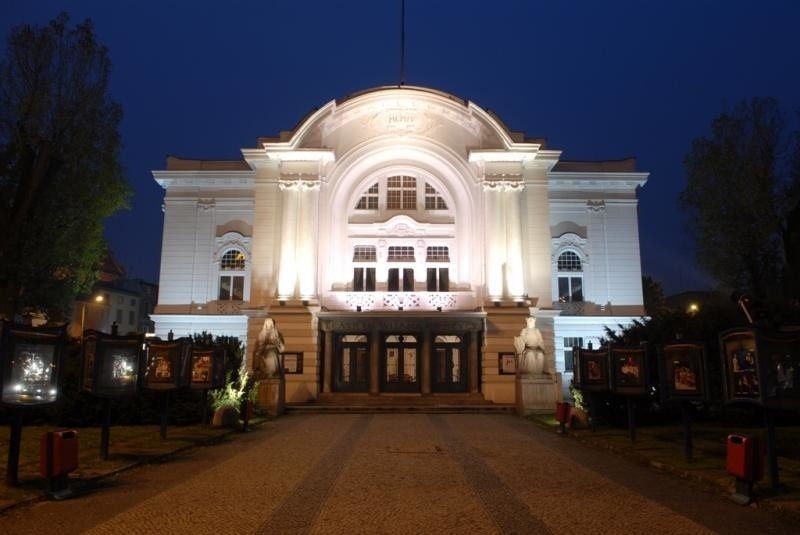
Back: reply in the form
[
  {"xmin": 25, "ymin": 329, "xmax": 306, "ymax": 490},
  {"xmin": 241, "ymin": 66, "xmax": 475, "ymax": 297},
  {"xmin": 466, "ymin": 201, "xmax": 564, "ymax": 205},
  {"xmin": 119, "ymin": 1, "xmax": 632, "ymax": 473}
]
[{"xmin": 1, "ymin": 414, "xmax": 796, "ymax": 534}]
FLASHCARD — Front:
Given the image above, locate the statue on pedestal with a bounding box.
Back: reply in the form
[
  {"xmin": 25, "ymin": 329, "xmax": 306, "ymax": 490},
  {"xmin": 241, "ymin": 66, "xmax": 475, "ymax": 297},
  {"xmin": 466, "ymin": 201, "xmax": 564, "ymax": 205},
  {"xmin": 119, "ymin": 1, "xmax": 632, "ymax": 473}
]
[
  {"xmin": 253, "ymin": 317, "xmax": 285, "ymax": 380},
  {"xmin": 513, "ymin": 316, "xmax": 545, "ymax": 376}
]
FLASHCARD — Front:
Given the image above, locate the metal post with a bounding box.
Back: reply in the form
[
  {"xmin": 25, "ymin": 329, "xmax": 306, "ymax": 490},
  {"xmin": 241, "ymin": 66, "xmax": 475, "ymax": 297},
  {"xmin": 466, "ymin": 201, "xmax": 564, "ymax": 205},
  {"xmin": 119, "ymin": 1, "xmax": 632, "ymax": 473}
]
[
  {"xmin": 202, "ymin": 389, "xmax": 209, "ymax": 425},
  {"xmin": 627, "ymin": 397, "xmax": 636, "ymax": 443},
  {"xmin": 100, "ymin": 399, "xmax": 111, "ymax": 460},
  {"xmin": 681, "ymin": 401, "xmax": 693, "ymax": 463},
  {"xmin": 160, "ymin": 391, "xmax": 170, "ymax": 440},
  {"xmin": 6, "ymin": 410, "xmax": 24, "ymax": 486},
  {"xmin": 763, "ymin": 407, "xmax": 779, "ymax": 489}
]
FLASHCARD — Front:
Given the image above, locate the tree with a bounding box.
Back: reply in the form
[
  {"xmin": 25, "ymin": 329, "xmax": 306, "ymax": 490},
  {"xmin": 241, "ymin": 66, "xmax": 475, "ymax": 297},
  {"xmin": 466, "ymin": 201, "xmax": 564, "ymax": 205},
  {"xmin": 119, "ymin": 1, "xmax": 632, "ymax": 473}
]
[
  {"xmin": 679, "ymin": 98, "xmax": 800, "ymax": 302},
  {"xmin": 0, "ymin": 13, "xmax": 130, "ymax": 321},
  {"xmin": 641, "ymin": 275, "xmax": 668, "ymax": 318}
]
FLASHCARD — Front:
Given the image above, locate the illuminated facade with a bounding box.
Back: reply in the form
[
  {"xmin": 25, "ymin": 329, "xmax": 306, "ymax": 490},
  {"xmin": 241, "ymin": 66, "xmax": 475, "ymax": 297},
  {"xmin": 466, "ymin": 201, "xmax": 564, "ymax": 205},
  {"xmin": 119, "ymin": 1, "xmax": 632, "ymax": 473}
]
[{"xmin": 151, "ymin": 86, "xmax": 647, "ymax": 403}]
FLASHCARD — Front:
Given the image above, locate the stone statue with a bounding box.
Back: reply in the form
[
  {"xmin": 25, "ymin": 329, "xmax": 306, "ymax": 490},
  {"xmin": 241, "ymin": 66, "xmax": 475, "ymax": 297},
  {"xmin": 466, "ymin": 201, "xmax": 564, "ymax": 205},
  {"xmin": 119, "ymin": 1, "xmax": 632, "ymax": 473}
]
[
  {"xmin": 253, "ymin": 317, "xmax": 285, "ymax": 379},
  {"xmin": 513, "ymin": 316, "xmax": 546, "ymax": 376}
]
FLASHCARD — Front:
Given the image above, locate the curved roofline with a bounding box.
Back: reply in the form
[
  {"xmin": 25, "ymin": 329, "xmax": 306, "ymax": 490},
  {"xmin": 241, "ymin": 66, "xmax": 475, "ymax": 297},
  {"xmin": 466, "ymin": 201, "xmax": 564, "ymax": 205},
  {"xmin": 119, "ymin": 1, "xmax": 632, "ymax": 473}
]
[
  {"xmin": 262, "ymin": 85, "xmax": 531, "ymax": 153},
  {"xmin": 336, "ymin": 85, "xmax": 468, "ymax": 108}
]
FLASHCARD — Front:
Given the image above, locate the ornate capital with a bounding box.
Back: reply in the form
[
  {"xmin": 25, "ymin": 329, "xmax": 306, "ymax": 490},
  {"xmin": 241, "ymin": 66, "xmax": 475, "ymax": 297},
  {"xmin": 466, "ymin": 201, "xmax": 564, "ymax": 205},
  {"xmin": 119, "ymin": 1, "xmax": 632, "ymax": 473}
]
[
  {"xmin": 197, "ymin": 198, "xmax": 216, "ymax": 210},
  {"xmin": 587, "ymin": 200, "xmax": 606, "ymax": 213}
]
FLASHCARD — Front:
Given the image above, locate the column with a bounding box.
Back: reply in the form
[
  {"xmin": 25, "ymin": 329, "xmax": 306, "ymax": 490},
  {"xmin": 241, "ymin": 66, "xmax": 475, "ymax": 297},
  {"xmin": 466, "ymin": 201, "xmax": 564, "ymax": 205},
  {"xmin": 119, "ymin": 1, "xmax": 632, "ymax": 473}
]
[
  {"xmin": 322, "ymin": 323, "xmax": 333, "ymax": 393},
  {"xmin": 505, "ymin": 189, "xmax": 525, "ymax": 299},
  {"xmin": 370, "ymin": 328, "xmax": 380, "ymax": 395},
  {"xmin": 278, "ymin": 187, "xmax": 298, "ymax": 299},
  {"xmin": 421, "ymin": 327, "xmax": 431, "ymax": 395},
  {"xmin": 485, "ymin": 188, "xmax": 506, "ymax": 299},
  {"xmin": 468, "ymin": 328, "xmax": 479, "ymax": 394},
  {"xmin": 297, "ymin": 187, "xmax": 318, "ymax": 299}
]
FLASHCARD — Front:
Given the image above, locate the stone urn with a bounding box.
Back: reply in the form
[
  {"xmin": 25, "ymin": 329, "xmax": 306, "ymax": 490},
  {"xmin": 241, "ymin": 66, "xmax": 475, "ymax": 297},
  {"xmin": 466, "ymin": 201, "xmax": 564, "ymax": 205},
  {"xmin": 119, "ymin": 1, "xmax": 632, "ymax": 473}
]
[{"xmin": 212, "ymin": 405, "xmax": 240, "ymax": 428}]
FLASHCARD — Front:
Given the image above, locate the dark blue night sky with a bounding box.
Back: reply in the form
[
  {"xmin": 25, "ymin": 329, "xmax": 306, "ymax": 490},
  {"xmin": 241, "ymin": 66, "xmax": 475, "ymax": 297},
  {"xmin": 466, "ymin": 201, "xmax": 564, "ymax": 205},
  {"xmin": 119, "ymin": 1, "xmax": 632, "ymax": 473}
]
[{"xmin": 3, "ymin": 1, "xmax": 800, "ymax": 295}]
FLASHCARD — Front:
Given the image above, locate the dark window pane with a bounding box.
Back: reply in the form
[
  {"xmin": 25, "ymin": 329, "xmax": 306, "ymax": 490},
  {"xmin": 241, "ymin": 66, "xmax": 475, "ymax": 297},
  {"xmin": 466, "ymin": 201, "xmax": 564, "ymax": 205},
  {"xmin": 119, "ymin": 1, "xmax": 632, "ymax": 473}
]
[
  {"xmin": 427, "ymin": 268, "xmax": 437, "ymax": 291},
  {"xmin": 558, "ymin": 277, "xmax": 569, "ymax": 302},
  {"xmin": 365, "ymin": 268, "xmax": 376, "ymax": 291},
  {"xmin": 232, "ymin": 276, "xmax": 244, "ymax": 300},
  {"xmin": 438, "ymin": 268, "xmax": 449, "ymax": 291},
  {"xmin": 388, "ymin": 268, "xmax": 399, "ymax": 292},
  {"xmin": 219, "ymin": 276, "xmax": 231, "ymax": 300},
  {"xmin": 571, "ymin": 277, "xmax": 583, "ymax": 302},
  {"xmin": 403, "ymin": 268, "xmax": 414, "ymax": 291},
  {"xmin": 354, "ymin": 268, "xmax": 364, "ymax": 292}
]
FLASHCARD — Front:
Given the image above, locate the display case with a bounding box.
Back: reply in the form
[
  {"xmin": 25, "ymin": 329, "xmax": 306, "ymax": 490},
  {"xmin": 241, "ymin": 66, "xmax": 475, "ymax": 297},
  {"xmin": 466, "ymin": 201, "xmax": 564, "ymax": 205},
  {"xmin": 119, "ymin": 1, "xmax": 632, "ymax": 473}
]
[
  {"xmin": 721, "ymin": 328, "xmax": 800, "ymax": 408},
  {"xmin": 144, "ymin": 337, "xmax": 192, "ymax": 390},
  {"xmin": 0, "ymin": 322, "xmax": 66, "ymax": 406},
  {"xmin": 658, "ymin": 342, "xmax": 708, "ymax": 403},
  {"xmin": 81, "ymin": 330, "xmax": 145, "ymax": 398},
  {"xmin": 189, "ymin": 344, "xmax": 225, "ymax": 390},
  {"xmin": 610, "ymin": 346, "xmax": 648, "ymax": 396},
  {"xmin": 574, "ymin": 347, "xmax": 610, "ymax": 392}
]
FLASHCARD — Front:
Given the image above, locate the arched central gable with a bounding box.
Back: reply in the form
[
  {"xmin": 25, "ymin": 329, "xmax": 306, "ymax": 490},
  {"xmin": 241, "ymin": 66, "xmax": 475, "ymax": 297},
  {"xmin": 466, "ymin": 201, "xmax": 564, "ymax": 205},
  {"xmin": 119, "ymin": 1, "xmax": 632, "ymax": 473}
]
[{"xmin": 271, "ymin": 86, "xmax": 532, "ymax": 159}]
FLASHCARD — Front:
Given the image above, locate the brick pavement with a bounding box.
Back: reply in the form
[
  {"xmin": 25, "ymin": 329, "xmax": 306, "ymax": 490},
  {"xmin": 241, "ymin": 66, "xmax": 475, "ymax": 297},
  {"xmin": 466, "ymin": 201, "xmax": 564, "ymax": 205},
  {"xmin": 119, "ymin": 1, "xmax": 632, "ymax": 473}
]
[{"xmin": 1, "ymin": 414, "xmax": 797, "ymax": 534}]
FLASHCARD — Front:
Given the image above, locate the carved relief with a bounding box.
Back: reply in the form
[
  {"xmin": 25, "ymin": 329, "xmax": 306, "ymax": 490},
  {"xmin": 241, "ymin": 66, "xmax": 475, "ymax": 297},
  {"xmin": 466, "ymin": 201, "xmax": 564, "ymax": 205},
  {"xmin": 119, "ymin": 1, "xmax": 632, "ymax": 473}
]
[{"xmin": 587, "ymin": 200, "xmax": 606, "ymax": 213}]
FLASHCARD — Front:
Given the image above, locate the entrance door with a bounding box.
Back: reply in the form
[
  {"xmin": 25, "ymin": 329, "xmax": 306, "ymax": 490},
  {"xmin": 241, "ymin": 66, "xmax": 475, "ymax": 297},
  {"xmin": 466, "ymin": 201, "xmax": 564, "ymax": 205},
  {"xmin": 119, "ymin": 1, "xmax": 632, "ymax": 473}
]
[
  {"xmin": 432, "ymin": 334, "xmax": 468, "ymax": 392},
  {"xmin": 334, "ymin": 334, "xmax": 369, "ymax": 392},
  {"xmin": 382, "ymin": 334, "xmax": 420, "ymax": 392}
]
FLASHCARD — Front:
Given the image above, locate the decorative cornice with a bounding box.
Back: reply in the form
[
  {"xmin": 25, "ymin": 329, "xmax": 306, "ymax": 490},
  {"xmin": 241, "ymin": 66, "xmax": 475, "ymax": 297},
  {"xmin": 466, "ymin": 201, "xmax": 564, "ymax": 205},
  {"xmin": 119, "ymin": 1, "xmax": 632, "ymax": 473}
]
[{"xmin": 481, "ymin": 179, "xmax": 525, "ymax": 192}]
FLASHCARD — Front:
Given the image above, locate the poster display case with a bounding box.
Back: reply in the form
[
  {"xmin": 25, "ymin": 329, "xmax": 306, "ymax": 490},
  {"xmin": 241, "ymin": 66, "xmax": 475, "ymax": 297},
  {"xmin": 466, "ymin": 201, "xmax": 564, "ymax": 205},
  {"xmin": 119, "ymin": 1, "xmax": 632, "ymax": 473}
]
[
  {"xmin": 721, "ymin": 328, "xmax": 800, "ymax": 408},
  {"xmin": 189, "ymin": 345, "xmax": 225, "ymax": 390},
  {"xmin": 658, "ymin": 342, "xmax": 708, "ymax": 402},
  {"xmin": 610, "ymin": 346, "xmax": 648, "ymax": 396},
  {"xmin": 144, "ymin": 337, "xmax": 192, "ymax": 390},
  {"xmin": 0, "ymin": 322, "xmax": 66, "ymax": 406},
  {"xmin": 574, "ymin": 347, "xmax": 610, "ymax": 392},
  {"xmin": 81, "ymin": 330, "xmax": 145, "ymax": 398}
]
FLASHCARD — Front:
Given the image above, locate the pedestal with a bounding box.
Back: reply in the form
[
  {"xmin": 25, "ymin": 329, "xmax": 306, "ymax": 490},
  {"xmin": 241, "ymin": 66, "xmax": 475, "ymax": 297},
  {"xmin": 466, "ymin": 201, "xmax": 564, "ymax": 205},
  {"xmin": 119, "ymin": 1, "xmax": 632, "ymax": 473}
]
[
  {"xmin": 516, "ymin": 373, "xmax": 563, "ymax": 415},
  {"xmin": 258, "ymin": 378, "xmax": 285, "ymax": 416}
]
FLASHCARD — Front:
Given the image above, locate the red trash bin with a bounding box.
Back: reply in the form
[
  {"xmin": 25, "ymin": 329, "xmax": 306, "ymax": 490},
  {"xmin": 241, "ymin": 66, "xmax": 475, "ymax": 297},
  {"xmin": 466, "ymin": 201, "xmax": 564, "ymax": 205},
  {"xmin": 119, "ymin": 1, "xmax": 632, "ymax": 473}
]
[
  {"xmin": 40, "ymin": 430, "xmax": 79, "ymax": 478},
  {"xmin": 555, "ymin": 402, "xmax": 571, "ymax": 424},
  {"xmin": 726, "ymin": 434, "xmax": 763, "ymax": 482}
]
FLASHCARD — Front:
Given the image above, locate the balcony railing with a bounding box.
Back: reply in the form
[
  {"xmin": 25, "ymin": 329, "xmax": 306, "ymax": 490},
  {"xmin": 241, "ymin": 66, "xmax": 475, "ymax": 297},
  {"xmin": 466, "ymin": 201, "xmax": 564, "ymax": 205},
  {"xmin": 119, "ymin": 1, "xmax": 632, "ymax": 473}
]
[{"xmin": 322, "ymin": 291, "xmax": 478, "ymax": 312}]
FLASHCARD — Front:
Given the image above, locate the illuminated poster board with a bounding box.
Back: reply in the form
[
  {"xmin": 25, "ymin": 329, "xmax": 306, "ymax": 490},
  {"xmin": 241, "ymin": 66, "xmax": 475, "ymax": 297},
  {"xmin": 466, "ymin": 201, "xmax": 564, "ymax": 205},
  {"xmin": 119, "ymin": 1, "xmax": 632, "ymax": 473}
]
[
  {"xmin": 190, "ymin": 345, "xmax": 225, "ymax": 390},
  {"xmin": 574, "ymin": 347, "xmax": 610, "ymax": 392},
  {"xmin": 144, "ymin": 338, "xmax": 192, "ymax": 390},
  {"xmin": 82, "ymin": 330, "xmax": 144, "ymax": 398},
  {"xmin": 722, "ymin": 328, "xmax": 800, "ymax": 408},
  {"xmin": 658, "ymin": 342, "xmax": 707, "ymax": 402},
  {"xmin": 610, "ymin": 346, "xmax": 648, "ymax": 396},
  {"xmin": 0, "ymin": 322, "xmax": 66, "ymax": 406},
  {"xmin": 720, "ymin": 329, "xmax": 760, "ymax": 403}
]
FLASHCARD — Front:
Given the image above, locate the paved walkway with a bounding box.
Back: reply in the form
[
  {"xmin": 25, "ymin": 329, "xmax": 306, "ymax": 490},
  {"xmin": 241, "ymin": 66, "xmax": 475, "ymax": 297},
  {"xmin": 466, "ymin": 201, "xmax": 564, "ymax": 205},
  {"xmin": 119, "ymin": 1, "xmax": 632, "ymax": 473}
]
[{"xmin": 0, "ymin": 414, "xmax": 796, "ymax": 534}]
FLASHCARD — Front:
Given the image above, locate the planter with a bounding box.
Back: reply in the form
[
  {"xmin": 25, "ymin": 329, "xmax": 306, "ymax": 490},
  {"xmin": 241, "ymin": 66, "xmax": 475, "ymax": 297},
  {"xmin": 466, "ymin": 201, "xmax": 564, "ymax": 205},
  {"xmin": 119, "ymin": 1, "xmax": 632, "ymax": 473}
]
[
  {"xmin": 212, "ymin": 405, "xmax": 240, "ymax": 428},
  {"xmin": 568, "ymin": 407, "xmax": 590, "ymax": 429}
]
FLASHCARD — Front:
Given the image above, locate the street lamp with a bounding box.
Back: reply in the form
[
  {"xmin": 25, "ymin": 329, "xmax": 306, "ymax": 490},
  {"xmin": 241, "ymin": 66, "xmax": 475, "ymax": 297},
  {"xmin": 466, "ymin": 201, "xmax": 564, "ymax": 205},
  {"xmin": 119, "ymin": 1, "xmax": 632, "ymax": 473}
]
[{"xmin": 80, "ymin": 294, "xmax": 105, "ymax": 341}]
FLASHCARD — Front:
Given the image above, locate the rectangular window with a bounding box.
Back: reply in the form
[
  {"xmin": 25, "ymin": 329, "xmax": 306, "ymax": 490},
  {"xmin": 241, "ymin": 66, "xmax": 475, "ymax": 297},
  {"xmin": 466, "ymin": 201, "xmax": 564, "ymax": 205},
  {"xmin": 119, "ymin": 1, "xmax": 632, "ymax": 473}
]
[
  {"xmin": 388, "ymin": 268, "xmax": 413, "ymax": 292},
  {"xmin": 427, "ymin": 268, "xmax": 450, "ymax": 291},
  {"xmin": 219, "ymin": 275, "xmax": 245, "ymax": 300},
  {"xmin": 129, "ymin": 310, "xmax": 135, "ymax": 325},
  {"xmin": 353, "ymin": 245, "xmax": 377, "ymax": 262},
  {"xmin": 426, "ymin": 246, "xmax": 449, "ymax": 262},
  {"xmin": 115, "ymin": 309, "xmax": 122, "ymax": 324},
  {"xmin": 353, "ymin": 267, "xmax": 376, "ymax": 291},
  {"xmin": 558, "ymin": 277, "xmax": 584, "ymax": 302},
  {"xmin": 388, "ymin": 246, "xmax": 415, "ymax": 262},
  {"xmin": 387, "ymin": 176, "xmax": 416, "ymax": 210},
  {"xmin": 130, "ymin": 298, "xmax": 137, "ymax": 306},
  {"xmin": 563, "ymin": 337, "xmax": 583, "ymax": 372}
]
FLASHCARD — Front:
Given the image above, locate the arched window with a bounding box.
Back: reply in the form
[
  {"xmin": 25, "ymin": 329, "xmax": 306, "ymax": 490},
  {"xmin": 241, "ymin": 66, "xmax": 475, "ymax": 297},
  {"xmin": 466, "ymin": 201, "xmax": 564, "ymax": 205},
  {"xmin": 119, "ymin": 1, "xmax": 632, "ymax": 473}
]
[
  {"xmin": 219, "ymin": 248, "xmax": 246, "ymax": 300},
  {"xmin": 557, "ymin": 250, "xmax": 583, "ymax": 302}
]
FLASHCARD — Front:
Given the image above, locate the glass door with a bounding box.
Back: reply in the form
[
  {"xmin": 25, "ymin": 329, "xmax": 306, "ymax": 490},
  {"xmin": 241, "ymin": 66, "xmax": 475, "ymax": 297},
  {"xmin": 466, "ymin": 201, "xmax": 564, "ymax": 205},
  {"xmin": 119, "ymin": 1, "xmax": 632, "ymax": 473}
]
[
  {"xmin": 432, "ymin": 334, "xmax": 468, "ymax": 393},
  {"xmin": 382, "ymin": 334, "xmax": 420, "ymax": 392},
  {"xmin": 334, "ymin": 334, "xmax": 369, "ymax": 392}
]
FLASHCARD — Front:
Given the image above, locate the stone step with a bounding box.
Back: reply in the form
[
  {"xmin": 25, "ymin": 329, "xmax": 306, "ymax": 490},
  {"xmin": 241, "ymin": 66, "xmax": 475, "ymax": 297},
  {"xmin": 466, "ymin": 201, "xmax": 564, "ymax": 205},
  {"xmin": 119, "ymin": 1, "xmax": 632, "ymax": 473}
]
[{"xmin": 286, "ymin": 404, "xmax": 516, "ymax": 414}]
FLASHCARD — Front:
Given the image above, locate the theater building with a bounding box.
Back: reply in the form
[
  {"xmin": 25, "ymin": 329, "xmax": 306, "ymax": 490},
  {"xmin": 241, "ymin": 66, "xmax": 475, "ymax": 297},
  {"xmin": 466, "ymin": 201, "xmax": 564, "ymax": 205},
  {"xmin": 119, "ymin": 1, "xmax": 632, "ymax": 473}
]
[{"xmin": 150, "ymin": 86, "xmax": 647, "ymax": 404}]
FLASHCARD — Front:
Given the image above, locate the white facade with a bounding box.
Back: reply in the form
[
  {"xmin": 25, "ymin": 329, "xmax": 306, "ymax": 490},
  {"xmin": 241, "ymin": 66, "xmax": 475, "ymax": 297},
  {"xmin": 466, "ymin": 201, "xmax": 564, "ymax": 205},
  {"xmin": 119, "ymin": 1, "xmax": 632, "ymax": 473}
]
[{"xmin": 151, "ymin": 86, "xmax": 647, "ymax": 403}]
